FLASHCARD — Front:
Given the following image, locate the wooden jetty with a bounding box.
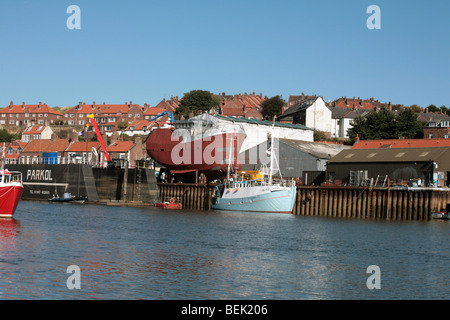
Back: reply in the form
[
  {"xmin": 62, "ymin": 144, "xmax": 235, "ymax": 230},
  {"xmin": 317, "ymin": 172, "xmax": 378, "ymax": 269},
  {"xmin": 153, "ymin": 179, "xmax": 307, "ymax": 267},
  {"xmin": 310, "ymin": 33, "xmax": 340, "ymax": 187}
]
[{"xmin": 158, "ymin": 183, "xmax": 450, "ymax": 221}]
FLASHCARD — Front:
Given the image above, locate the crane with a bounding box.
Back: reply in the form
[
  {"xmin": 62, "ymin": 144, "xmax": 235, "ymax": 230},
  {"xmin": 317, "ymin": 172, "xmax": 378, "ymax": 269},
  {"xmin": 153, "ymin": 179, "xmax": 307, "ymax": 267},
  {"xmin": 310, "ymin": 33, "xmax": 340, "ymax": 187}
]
[
  {"xmin": 148, "ymin": 111, "xmax": 174, "ymax": 123},
  {"xmin": 87, "ymin": 114, "xmax": 110, "ymax": 163}
]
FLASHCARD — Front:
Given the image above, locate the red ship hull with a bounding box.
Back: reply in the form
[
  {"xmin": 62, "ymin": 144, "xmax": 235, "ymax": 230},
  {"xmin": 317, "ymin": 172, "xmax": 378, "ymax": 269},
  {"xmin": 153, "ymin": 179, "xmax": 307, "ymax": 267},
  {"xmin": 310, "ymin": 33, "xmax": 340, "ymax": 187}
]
[
  {"xmin": 146, "ymin": 128, "xmax": 246, "ymax": 180},
  {"xmin": 0, "ymin": 185, "xmax": 24, "ymax": 218}
]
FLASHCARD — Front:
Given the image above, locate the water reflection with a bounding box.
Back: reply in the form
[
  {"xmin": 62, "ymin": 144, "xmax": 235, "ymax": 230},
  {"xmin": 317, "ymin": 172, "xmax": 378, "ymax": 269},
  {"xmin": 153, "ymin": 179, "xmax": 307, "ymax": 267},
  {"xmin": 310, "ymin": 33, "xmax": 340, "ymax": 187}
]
[{"xmin": 0, "ymin": 202, "xmax": 449, "ymax": 299}]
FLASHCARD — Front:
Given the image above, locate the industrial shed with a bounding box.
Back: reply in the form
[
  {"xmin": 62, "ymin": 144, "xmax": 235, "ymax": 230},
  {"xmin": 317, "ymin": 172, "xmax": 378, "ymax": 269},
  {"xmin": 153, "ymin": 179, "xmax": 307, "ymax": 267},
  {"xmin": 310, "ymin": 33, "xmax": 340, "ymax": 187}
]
[
  {"xmin": 327, "ymin": 147, "xmax": 450, "ymax": 187},
  {"xmin": 241, "ymin": 139, "xmax": 350, "ymax": 185}
]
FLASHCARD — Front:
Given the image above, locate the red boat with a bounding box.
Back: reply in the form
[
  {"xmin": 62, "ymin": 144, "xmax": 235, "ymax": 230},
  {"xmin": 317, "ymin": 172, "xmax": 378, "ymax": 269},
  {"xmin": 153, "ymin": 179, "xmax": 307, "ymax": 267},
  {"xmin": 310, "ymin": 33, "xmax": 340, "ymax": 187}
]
[
  {"xmin": 146, "ymin": 122, "xmax": 246, "ymax": 181},
  {"xmin": 155, "ymin": 197, "xmax": 183, "ymax": 209},
  {"xmin": 0, "ymin": 169, "xmax": 24, "ymax": 218}
]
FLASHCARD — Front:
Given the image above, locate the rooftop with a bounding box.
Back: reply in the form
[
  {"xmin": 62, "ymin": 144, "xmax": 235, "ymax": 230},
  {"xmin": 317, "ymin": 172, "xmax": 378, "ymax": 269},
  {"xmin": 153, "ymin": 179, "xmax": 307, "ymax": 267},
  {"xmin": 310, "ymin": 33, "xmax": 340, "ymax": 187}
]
[
  {"xmin": 352, "ymin": 139, "xmax": 450, "ymax": 149},
  {"xmin": 214, "ymin": 115, "xmax": 313, "ymax": 131},
  {"xmin": 329, "ymin": 147, "xmax": 450, "ymax": 163}
]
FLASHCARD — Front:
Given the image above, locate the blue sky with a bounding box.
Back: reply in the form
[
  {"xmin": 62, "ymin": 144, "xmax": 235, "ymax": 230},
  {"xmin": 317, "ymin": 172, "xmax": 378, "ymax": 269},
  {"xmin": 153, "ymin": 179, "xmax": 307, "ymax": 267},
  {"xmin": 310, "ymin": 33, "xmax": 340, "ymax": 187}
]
[{"xmin": 0, "ymin": 0, "xmax": 449, "ymax": 108}]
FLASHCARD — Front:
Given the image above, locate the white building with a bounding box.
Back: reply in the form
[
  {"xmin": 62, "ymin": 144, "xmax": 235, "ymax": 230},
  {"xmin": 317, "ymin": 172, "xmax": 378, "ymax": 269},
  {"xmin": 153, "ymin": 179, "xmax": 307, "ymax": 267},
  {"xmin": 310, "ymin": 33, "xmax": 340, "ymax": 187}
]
[
  {"xmin": 21, "ymin": 125, "xmax": 53, "ymax": 142},
  {"xmin": 329, "ymin": 107, "xmax": 370, "ymax": 139},
  {"xmin": 278, "ymin": 97, "xmax": 332, "ymax": 137}
]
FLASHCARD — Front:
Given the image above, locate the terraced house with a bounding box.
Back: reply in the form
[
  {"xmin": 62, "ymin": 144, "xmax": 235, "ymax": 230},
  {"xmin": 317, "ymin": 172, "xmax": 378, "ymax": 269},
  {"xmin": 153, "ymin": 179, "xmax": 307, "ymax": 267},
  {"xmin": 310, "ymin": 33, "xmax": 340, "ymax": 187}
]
[
  {"xmin": 65, "ymin": 101, "xmax": 144, "ymax": 133},
  {"xmin": 0, "ymin": 101, "xmax": 63, "ymax": 126}
]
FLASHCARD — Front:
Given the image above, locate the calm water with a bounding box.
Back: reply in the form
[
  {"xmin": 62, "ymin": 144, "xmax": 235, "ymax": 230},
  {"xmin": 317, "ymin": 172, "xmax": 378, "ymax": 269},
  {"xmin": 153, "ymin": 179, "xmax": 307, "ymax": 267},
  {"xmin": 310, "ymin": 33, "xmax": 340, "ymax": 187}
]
[{"xmin": 0, "ymin": 200, "xmax": 448, "ymax": 300}]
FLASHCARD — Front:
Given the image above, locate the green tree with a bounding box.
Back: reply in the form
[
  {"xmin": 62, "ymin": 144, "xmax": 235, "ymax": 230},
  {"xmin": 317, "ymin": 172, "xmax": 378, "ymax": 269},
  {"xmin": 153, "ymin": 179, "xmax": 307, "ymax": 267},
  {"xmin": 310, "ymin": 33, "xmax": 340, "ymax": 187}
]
[
  {"xmin": 396, "ymin": 108, "xmax": 423, "ymax": 139},
  {"xmin": 175, "ymin": 90, "xmax": 220, "ymax": 119},
  {"xmin": 427, "ymin": 104, "xmax": 440, "ymax": 113},
  {"xmin": 313, "ymin": 130, "xmax": 327, "ymax": 141},
  {"xmin": 0, "ymin": 129, "xmax": 19, "ymax": 142},
  {"xmin": 409, "ymin": 104, "xmax": 422, "ymax": 113},
  {"xmin": 118, "ymin": 120, "xmax": 129, "ymax": 131},
  {"xmin": 260, "ymin": 95, "xmax": 284, "ymax": 121},
  {"xmin": 348, "ymin": 109, "xmax": 425, "ymax": 143}
]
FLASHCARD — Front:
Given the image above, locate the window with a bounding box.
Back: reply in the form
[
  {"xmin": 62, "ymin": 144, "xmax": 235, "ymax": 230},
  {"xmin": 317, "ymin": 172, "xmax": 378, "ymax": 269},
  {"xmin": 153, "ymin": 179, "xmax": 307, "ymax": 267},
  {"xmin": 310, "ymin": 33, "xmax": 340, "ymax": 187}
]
[
  {"xmin": 79, "ymin": 120, "xmax": 85, "ymax": 125},
  {"xmin": 38, "ymin": 120, "xmax": 44, "ymax": 124},
  {"xmin": 38, "ymin": 114, "xmax": 43, "ymax": 117},
  {"xmin": 344, "ymin": 153, "xmax": 355, "ymax": 159},
  {"xmin": 108, "ymin": 117, "xmax": 116, "ymax": 122},
  {"xmin": 0, "ymin": 120, "xmax": 4, "ymax": 124},
  {"xmin": 44, "ymin": 114, "xmax": 48, "ymax": 117},
  {"xmin": 9, "ymin": 120, "xmax": 14, "ymax": 125},
  {"xmin": 135, "ymin": 114, "xmax": 140, "ymax": 118}
]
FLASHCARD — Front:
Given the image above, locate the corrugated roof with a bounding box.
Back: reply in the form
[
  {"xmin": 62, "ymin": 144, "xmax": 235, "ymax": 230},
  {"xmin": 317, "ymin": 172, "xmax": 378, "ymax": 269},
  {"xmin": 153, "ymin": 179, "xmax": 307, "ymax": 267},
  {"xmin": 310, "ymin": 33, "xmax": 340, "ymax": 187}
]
[
  {"xmin": 280, "ymin": 139, "xmax": 351, "ymax": 159},
  {"xmin": 329, "ymin": 147, "xmax": 450, "ymax": 163},
  {"xmin": 352, "ymin": 139, "xmax": 450, "ymax": 149}
]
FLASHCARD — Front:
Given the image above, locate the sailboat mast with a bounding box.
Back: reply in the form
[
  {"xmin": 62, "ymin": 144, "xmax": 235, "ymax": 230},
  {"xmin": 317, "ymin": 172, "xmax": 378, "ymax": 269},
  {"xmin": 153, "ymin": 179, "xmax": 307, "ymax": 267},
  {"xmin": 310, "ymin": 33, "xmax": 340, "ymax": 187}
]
[
  {"xmin": 268, "ymin": 122, "xmax": 275, "ymax": 184},
  {"xmin": 226, "ymin": 134, "xmax": 233, "ymax": 181}
]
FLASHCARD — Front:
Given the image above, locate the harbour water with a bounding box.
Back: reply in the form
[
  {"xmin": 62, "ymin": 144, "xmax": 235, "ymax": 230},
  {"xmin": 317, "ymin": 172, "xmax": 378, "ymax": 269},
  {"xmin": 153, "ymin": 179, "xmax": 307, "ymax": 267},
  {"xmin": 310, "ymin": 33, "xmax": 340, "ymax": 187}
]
[{"xmin": 0, "ymin": 201, "xmax": 449, "ymax": 300}]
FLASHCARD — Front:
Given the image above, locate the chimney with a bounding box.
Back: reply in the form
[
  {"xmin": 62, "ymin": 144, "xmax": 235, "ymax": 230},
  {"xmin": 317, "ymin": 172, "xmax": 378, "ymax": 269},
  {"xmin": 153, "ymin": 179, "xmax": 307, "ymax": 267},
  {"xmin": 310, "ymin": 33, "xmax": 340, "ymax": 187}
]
[
  {"xmin": 10, "ymin": 101, "xmax": 13, "ymax": 107},
  {"xmin": 111, "ymin": 132, "xmax": 120, "ymax": 145}
]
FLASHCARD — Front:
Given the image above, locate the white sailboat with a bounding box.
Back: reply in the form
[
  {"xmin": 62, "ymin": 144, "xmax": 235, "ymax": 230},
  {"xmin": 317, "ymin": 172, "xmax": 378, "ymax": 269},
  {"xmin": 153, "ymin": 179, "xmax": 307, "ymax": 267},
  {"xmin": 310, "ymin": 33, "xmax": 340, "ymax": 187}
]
[{"xmin": 212, "ymin": 122, "xmax": 297, "ymax": 213}]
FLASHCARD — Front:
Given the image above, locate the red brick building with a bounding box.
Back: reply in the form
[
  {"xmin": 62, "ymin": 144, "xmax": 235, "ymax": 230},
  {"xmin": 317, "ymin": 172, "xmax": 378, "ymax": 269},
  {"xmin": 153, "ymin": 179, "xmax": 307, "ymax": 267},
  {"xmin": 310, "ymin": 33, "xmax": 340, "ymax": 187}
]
[
  {"xmin": 65, "ymin": 101, "xmax": 144, "ymax": 133},
  {"xmin": 418, "ymin": 112, "xmax": 450, "ymax": 139},
  {"xmin": 216, "ymin": 92, "xmax": 265, "ymax": 119},
  {"xmin": 0, "ymin": 102, "xmax": 63, "ymax": 127}
]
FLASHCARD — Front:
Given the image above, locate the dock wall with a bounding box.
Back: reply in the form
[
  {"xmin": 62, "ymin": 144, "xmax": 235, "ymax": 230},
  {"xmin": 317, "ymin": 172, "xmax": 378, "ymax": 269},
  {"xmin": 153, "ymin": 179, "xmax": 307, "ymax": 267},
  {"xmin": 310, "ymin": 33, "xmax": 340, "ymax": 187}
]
[
  {"xmin": 292, "ymin": 186, "xmax": 449, "ymax": 220},
  {"xmin": 158, "ymin": 184, "xmax": 450, "ymax": 220}
]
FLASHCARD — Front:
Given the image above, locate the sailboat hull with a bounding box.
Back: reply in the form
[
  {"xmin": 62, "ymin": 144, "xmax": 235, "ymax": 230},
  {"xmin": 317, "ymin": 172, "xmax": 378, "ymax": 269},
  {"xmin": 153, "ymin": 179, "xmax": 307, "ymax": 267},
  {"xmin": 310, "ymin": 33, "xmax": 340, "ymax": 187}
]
[{"xmin": 212, "ymin": 186, "xmax": 297, "ymax": 213}]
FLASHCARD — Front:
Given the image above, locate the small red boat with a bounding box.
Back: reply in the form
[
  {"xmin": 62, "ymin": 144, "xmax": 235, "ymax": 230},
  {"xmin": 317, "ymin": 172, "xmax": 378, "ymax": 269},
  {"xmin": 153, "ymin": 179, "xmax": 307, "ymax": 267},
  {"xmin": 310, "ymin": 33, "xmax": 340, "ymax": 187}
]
[
  {"xmin": 0, "ymin": 169, "xmax": 24, "ymax": 218},
  {"xmin": 155, "ymin": 197, "xmax": 183, "ymax": 209}
]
